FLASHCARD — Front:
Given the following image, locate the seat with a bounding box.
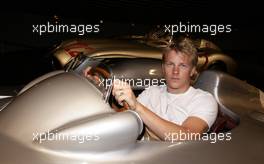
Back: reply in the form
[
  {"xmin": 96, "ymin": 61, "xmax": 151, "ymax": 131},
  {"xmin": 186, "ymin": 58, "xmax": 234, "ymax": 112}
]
[
  {"xmin": 193, "ymin": 70, "xmax": 240, "ymax": 133},
  {"xmin": 209, "ymin": 110, "xmax": 238, "ymax": 133}
]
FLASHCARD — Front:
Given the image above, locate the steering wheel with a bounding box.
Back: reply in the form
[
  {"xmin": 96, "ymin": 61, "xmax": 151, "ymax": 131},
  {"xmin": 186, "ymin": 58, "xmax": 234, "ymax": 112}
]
[{"xmin": 86, "ymin": 66, "xmax": 129, "ymax": 112}]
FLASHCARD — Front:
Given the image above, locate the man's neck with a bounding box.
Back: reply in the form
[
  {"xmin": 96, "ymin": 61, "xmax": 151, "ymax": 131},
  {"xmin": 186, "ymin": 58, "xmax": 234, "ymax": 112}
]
[{"xmin": 167, "ymin": 85, "xmax": 191, "ymax": 94}]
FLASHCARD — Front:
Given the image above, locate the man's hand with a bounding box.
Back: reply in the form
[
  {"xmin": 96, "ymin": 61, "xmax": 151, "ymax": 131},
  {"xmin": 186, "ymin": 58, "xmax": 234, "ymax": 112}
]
[
  {"xmin": 82, "ymin": 66, "xmax": 100, "ymax": 85},
  {"xmin": 112, "ymin": 79, "xmax": 138, "ymax": 110}
]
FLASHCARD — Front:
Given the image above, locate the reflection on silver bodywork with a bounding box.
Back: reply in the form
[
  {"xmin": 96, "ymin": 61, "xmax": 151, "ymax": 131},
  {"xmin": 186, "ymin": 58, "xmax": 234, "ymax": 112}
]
[
  {"xmin": 35, "ymin": 110, "xmax": 143, "ymax": 152},
  {"xmin": 194, "ymin": 70, "xmax": 264, "ymax": 123},
  {"xmin": 0, "ymin": 72, "xmax": 113, "ymax": 144},
  {"xmin": 18, "ymin": 70, "xmax": 65, "ymax": 95},
  {"xmin": 0, "ymin": 97, "xmax": 12, "ymax": 112},
  {"xmin": 1, "ymin": 70, "xmax": 264, "ymax": 164}
]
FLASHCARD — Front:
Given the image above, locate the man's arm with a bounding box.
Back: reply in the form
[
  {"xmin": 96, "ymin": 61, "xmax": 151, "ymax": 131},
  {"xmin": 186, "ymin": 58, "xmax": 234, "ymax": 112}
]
[
  {"xmin": 135, "ymin": 102, "xmax": 208, "ymax": 140},
  {"xmin": 112, "ymin": 80, "xmax": 208, "ymax": 141}
]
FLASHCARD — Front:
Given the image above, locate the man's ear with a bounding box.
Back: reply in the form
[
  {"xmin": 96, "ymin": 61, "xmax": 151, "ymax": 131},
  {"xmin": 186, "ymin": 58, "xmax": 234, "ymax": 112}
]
[
  {"xmin": 190, "ymin": 67, "xmax": 197, "ymax": 77},
  {"xmin": 162, "ymin": 63, "xmax": 165, "ymax": 75},
  {"xmin": 190, "ymin": 67, "xmax": 198, "ymax": 84}
]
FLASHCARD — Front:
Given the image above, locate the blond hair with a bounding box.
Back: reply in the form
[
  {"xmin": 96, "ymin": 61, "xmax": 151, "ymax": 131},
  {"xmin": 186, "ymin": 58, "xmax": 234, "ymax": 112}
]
[{"xmin": 162, "ymin": 37, "xmax": 198, "ymax": 67}]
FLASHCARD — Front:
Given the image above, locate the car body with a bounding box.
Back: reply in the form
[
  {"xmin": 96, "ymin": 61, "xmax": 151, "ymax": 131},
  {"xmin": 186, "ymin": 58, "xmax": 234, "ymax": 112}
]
[
  {"xmin": 0, "ymin": 56, "xmax": 263, "ymax": 164},
  {"xmin": 51, "ymin": 37, "xmax": 237, "ymax": 75}
]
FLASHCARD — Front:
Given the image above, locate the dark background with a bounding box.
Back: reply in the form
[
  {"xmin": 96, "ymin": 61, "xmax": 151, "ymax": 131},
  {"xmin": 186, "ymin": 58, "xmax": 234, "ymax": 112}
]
[{"xmin": 1, "ymin": 1, "xmax": 263, "ymax": 90}]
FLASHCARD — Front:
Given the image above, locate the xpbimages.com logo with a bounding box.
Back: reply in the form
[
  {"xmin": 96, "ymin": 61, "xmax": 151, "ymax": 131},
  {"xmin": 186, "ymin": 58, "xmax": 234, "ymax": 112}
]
[
  {"xmin": 164, "ymin": 130, "xmax": 232, "ymax": 143},
  {"xmin": 33, "ymin": 130, "xmax": 100, "ymax": 144},
  {"xmin": 164, "ymin": 22, "xmax": 232, "ymax": 36},
  {"xmin": 32, "ymin": 21, "xmax": 101, "ymax": 35},
  {"xmin": 93, "ymin": 76, "xmax": 166, "ymax": 89}
]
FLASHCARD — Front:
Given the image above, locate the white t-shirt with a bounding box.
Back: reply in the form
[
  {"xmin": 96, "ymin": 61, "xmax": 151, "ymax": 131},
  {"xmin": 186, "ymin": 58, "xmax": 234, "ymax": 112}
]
[{"xmin": 137, "ymin": 85, "xmax": 218, "ymax": 129}]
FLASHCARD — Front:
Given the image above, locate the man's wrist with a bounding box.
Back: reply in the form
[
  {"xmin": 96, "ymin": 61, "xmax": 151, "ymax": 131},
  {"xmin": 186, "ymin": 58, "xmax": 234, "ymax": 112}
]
[{"xmin": 133, "ymin": 101, "xmax": 141, "ymax": 113}]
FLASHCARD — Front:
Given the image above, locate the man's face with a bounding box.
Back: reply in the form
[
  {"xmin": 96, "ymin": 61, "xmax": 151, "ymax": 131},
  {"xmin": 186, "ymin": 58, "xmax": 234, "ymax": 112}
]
[{"xmin": 162, "ymin": 50, "xmax": 196, "ymax": 94}]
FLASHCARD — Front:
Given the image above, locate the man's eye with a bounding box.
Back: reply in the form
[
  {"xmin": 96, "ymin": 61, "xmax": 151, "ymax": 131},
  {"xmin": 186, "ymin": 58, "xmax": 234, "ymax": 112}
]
[
  {"xmin": 165, "ymin": 63, "xmax": 174, "ymax": 66},
  {"xmin": 180, "ymin": 64, "xmax": 187, "ymax": 68}
]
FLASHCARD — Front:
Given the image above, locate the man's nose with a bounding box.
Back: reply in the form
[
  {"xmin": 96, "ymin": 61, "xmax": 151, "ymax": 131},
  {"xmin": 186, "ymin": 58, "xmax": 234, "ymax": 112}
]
[{"xmin": 172, "ymin": 65, "xmax": 179, "ymax": 74}]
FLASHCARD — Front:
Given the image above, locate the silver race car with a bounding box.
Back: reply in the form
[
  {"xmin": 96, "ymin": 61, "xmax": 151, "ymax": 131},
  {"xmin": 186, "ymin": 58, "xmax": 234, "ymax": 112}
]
[{"xmin": 0, "ymin": 54, "xmax": 263, "ymax": 164}]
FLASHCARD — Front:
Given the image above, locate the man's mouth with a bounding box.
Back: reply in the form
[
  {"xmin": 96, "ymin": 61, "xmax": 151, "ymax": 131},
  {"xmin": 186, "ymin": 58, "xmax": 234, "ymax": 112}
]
[{"xmin": 171, "ymin": 77, "xmax": 180, "ymax": 81}]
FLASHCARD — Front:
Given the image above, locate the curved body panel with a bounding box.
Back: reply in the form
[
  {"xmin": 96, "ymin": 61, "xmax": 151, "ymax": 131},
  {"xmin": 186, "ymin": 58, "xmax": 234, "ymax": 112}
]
[
  {"xmin": 0, "ymin": 72, "xmax": 113, "ymax": 144},
  {"xmin": 0, "ymin": 66, "xmax": 263, "ymax": 163}
]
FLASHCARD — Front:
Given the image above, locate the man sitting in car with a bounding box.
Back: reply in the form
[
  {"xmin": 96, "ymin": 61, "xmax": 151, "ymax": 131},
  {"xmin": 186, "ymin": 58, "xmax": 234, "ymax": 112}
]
[{"xmin": 112, "ymin": 37, "xmax": 218, "ymax": 141}]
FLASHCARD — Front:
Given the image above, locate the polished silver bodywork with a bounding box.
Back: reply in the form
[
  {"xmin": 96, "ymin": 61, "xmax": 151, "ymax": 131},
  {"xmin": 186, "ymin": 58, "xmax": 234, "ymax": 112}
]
[
  {"xmin": 0, "ymin": 68, "xmax": 264, "ymax": 163},
  {"xmin": 52, "ymin": 38, "xmax": 237, "ymax": 75}
]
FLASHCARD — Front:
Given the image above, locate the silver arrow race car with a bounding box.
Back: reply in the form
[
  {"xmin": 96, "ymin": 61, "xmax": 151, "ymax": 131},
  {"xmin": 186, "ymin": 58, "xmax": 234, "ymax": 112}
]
[{"xmin": 0, "ymin": 55, "xmax": 263, "ymax": 164}]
